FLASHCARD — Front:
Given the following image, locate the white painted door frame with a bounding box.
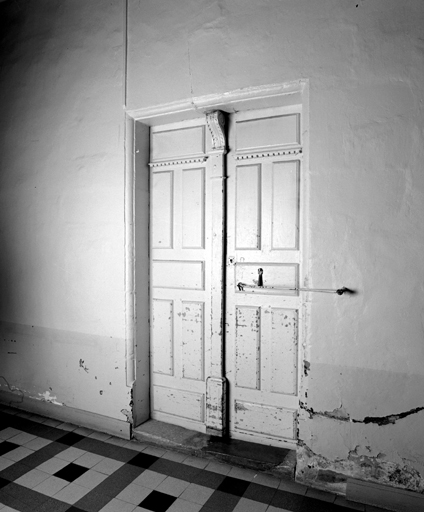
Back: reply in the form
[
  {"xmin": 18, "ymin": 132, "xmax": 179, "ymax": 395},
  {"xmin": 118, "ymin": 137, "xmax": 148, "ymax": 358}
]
[{"xmin": 125, "ymin": 81, "xmax": 310, "ymax": 439}]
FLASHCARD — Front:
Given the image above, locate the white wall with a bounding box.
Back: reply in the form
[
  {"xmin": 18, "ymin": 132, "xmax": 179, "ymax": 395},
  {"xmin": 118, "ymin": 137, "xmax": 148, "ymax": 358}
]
[
  {"xmin": 128, "ymin": 0, "xmax": 424, "ymax": 492},
  {"xmin": 1, "ymin": 0, "xmax": 423, "ymax": 493},
  {"xmin": 0, "ymin": 0, "xmax": 130, "ymax": 422}
]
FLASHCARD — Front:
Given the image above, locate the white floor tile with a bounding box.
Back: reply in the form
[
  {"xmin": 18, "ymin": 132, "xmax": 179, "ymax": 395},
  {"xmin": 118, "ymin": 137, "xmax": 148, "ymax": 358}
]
[
  {"xmin": 73, "ymin": 468, "xmax": 109, "ymax": 489},
  {"xmin": 0, "ymin": 428, "xmax": 21, "ymax": 440},
  {"xmin": 233, "ymin": 497, "xmax": 268, "ymax": 511},
  {"xmin": 56, "ymin": 422, "xmax": 78, "ymax": 431},
  {"xmin": 36, "ymin": 456, "xmax": 70, "ymax": 474},
  {"xmin": 14, "ymin": 468, "xmax": 51, "ymax": 489},
  {"xmin": 2, "ymin": 445, "xmax": 34, "ymax": 462},
  {"xmin": 99, "ymin": 498, "xmax": 138, "ymax": 512},
  {"xmin": 122, "ymin": 441, "xmax": 147, "ymax": 452},
  {"xmin": 132, "ymin": 470, "xmax": 167, "ymax": 489},
  {"xmin": 24, "ymin": 437, "xmax": 52, "ymax": 451},
  {"xmin": 74, "ymin": 451, "xmax": 105, "ymax": 468},
  {"xmin": 142, "ymin": 445, "xmax": 167, "ymax": 457},
  {"xmin": 162, "ymin": 450, "xmax": 187, "ymax": 463},
  {"xmin": 167, "ymin": 498, "xmax": 203, "ymax": 512},
  {"xmin": 0, "ymin": 457, "xmax": 15, "ymax": 471},
  {"xmin": 88, "ymin": 431, "xmax": 112, "ymax": 441},
  {"xmin": 179, "ymin": 483, "xmax": 214, "ymax": 505},
  {"xmin": 182, "ymin": 456, "xmax": 209, "ymax": 469},
  {"xmin": 228, "ymin": 466, "xmax": 257, "ymax": 481},
  {"xmin": 33, "ymin": 475, "xmax": 69, "ymax": 496},
  {"xmin": 42, "ymin": 418, "xmax": 62, "ymax": 427},
  {"xmin": 53, "ymin": 482, "xmax": 91, "ymax": 503},
  {"xmin": 204, "ymin": 460, "xmax": 232, "ymax": 475},
  {"xmin": 116, "ymin": 483, "xmax": 152, "ymax": 504},
  {"xmin": 92, "ymin": 456, "xmax": 125, "ymax": 475},
  {"xmin": 105, "ymin": 436, "xmax": 128, "ymax": 447},
  {"xmin": 55, "ymin": 446, "xmax": 87, "ymax": 462},
  {"xmin": 155, "ymin": 476, "xmax": 190, "ymax": 497}
]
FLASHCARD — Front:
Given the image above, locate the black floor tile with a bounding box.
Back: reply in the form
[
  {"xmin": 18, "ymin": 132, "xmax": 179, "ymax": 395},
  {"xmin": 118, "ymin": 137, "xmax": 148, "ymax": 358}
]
[
  {"xmin": 0, "ymin": 461, "xmax": 31, "ymax": 481},
  {"xmin": 19, "ymin": 441, "xmax": 69, "ymax": 469},
  {"xmin": 57, "ymin": 432, "xmax": 86, "ymax": 446},
  {"xmin": 300, "ymin": 496, "xmax": 344, "ymax": 511},
  {"xmin": 73, "ymin": 486, "xmax": 114, "ymax": 512},
  {"xmin": 139, "ymin": 490, "xmax": 177, "ymax": 512},
  {"xmin": 2, "ymin": 482, "xmax": 50, "ymax": 507},
  {"xmin": 33, "ymin": 425, "xmax": 69, "ymax": 441},
  {"xmin": 54, "ymin": 462, "xmax": 89, "ymax": 482},
  {"xmin": 217, "ymin": 476, "xmax": 250, "ymax": 496},
  {"xmin": 271, "ymin": 488, "xmax": 305, "ymax": 511},
  {"xmin": 0, "ymin": 490, "xmax": 33, "ymax": 512},
  {"xmin": 0, "ymin": 441, "xmax": 20, "ymax": 456},
  {"xmin": 243, "ymin": 481, "xmax": 277, "ymax": 504},
  {"xmin": 202, "ymin": 490, "xmax": 241, "ymax": 512},
  {"xmin": 80, "ymin": 463, "xmax": 142, "ymax": 501},
  {"xmin": 0, "ymin": 476, "xmax": 9, "ymax": 489},
  {"xmin": 191, "ymin": 469, "xmax": 226, "ymax": 489},
  {"xmin": 150, "ymin": 458, "xmax": 201, "ymax": 481},
  {"xmin": 128, "ymin": 451, "xmax": 159, "ymax": 469},
  {"xmin": 34, "ymin": 498, "xmax": 73, "ymax": 511},
  {"xmin": 74, "ymin": 437, "xmax": 135, "ymax": 462}
]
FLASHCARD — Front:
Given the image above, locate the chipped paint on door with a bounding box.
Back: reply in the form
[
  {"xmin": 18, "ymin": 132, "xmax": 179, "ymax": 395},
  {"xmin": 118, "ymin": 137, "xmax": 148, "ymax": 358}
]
[
  {"xmin": 150, "ymin": 118, "xmax": 211, "ymax": 432},
  {"xmin": 226, "ymin": 105, "xmax": 303, "ymax": 448}
]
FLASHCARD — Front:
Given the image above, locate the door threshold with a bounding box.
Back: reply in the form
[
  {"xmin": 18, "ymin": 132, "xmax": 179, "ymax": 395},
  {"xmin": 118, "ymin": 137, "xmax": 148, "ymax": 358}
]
[{"xmin": 132, "ymin": 420, "xmax": 296, "ymax": 479}]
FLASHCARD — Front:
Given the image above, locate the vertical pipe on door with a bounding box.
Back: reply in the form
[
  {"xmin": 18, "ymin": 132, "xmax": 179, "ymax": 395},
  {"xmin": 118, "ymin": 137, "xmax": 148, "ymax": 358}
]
[{"xmin": 205, "ymin": 111, "xmax": 228, "ymax": 436}]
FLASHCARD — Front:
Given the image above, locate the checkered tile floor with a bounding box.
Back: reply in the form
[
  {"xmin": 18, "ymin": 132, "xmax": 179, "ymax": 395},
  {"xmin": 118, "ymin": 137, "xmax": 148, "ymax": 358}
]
[{"xmin": 0, "ymin": 406, "xmax": 383, "ymax": 511}]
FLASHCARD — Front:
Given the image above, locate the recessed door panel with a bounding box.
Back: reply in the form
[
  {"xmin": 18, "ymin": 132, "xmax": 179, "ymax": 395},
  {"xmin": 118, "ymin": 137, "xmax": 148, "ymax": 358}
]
[
  {"xmin": 226, "ymin": 107, "xmax": 302, "ymax": 447},
  {"xmin": 150, "ymin": 119, "xmax": 210, "ymax": 433}
]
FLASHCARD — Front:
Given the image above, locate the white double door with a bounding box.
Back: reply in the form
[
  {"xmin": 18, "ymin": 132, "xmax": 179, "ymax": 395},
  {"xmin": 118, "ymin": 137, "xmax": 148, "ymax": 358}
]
[{"xmin": 149, "ymin": 106, "xmax": 303, "ymax": 448}]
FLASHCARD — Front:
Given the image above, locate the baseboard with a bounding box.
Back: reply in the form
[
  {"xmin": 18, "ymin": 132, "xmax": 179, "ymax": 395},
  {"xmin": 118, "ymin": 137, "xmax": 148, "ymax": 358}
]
[
  {"xmin": 0, "ymin": 391, "xmax": 131, "ymax": 440},
  {"xmin": 347, "ymin": 478, "xmax": 424, "ymax": 512}
]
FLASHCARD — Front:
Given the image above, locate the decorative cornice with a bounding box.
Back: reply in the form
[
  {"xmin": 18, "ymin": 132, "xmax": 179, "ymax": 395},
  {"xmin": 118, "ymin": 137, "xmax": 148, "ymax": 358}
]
[
  {"xmin": 149, "ymin": 156, "xmax": 208, "ymax": 168},
  {"xmin": 235, "ymin": 147, "xmax": 302, "ymax": 160},
  {"xmin": 206, "ymin": 111, "xmax": 226, "ymax": 154}
]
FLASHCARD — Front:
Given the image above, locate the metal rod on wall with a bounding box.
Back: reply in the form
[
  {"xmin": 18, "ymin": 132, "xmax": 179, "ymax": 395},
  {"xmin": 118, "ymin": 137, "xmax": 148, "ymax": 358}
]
[{"xmin": 237, "ymin": 283, "xmax": 351, "ymax": 295}]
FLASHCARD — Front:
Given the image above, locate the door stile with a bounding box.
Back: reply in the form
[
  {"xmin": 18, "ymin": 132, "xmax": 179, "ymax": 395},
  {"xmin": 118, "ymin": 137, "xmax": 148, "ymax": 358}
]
[{"xmin": 205, "ymin": 111, "xmax": 228, "ymax": 436}]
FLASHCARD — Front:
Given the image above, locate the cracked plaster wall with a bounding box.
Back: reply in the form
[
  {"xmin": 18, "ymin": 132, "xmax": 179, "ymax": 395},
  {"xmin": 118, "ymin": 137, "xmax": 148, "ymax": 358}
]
[
  {"xmin": 0, "ymin": 0, "xmax": 130, "ymax": 420},
  {"xmin": 0, "ymin": 0, "xmax": 424, "ymax": 492},
  {"xmin": 130, "ymin": 0, "xmax": 424, "ymax": 493}
]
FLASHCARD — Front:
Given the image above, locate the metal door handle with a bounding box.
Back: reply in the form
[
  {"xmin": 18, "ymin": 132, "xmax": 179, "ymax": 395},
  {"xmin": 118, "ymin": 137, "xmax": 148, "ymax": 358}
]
[{"xmin": 237, "ymin": 282, "xmax": 350, "ymax": 295}]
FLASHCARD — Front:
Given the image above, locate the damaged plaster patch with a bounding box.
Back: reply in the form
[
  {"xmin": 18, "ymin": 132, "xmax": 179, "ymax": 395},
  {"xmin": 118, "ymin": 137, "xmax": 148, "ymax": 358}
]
[
  {"xmin": 37, "ymin": 391, "xmax": 63, "ymax": 406},
  {"xmin": 79, "ymin": 359, "xmax": 89, "ymax": 373},
  {"xmin": 296, "ymin": 442, "xmax": 424, "ymax": 494},
  {"xmin": 300, "ymin": 402, "xmax": 350, "ymax": 422},
  {"xmin": 121, "ymin": 409, "xmax": 132, "ymax": 424}
]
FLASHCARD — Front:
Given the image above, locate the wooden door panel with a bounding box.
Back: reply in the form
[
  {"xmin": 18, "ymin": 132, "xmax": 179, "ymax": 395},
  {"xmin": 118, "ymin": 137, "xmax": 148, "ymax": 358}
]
[
  {"xmin": 150, "ymin": 119, "xmax": 210, "ymax": 432},
  {"xmin": 226, "ymin": 106, "xmax": 303, "ymax": 447}
]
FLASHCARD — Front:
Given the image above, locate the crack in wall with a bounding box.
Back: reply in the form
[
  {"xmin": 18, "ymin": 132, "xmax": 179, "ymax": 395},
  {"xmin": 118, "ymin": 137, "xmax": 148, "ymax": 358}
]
[
  {"xmin": 352, "ymin": 406, "xmax": 424, "ymax": 426},
  {"xmin": 300, "ymin": 402, "xmax": 424, "ymax": 426}
]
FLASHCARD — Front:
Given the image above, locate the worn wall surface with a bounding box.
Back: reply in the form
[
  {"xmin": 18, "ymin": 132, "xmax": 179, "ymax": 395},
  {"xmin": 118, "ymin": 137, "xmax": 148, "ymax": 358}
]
[
  {"xmin": 1, "ymin": 0, "xmax": 424, "ymax": 494},
  {"xmin": 129, "ymin": 0, "xmax": 424, "ymax": 493},
  {"xmin": 0, "ymin": 0, "xmax": 130, "ymax": 420}
]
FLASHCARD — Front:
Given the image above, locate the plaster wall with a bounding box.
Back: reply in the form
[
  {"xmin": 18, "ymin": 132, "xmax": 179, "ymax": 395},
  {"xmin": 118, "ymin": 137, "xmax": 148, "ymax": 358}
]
[
  {"xmin": 0, "ymin": 0, "xmax": 130, "ymax": 421},
  {"xmin": 128, "ymin": 0, "xmax": 424, "ymax": 493},
  {"xmin": 0, "ymin": 0, "xmax": 424, "ymax": 494}
]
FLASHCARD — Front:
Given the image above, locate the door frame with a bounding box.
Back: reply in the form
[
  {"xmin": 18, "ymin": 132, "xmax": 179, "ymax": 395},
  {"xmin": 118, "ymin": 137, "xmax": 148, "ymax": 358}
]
[{"xmin": 124, "ymin": 81, "xmax": 310, "ymax": 433}]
